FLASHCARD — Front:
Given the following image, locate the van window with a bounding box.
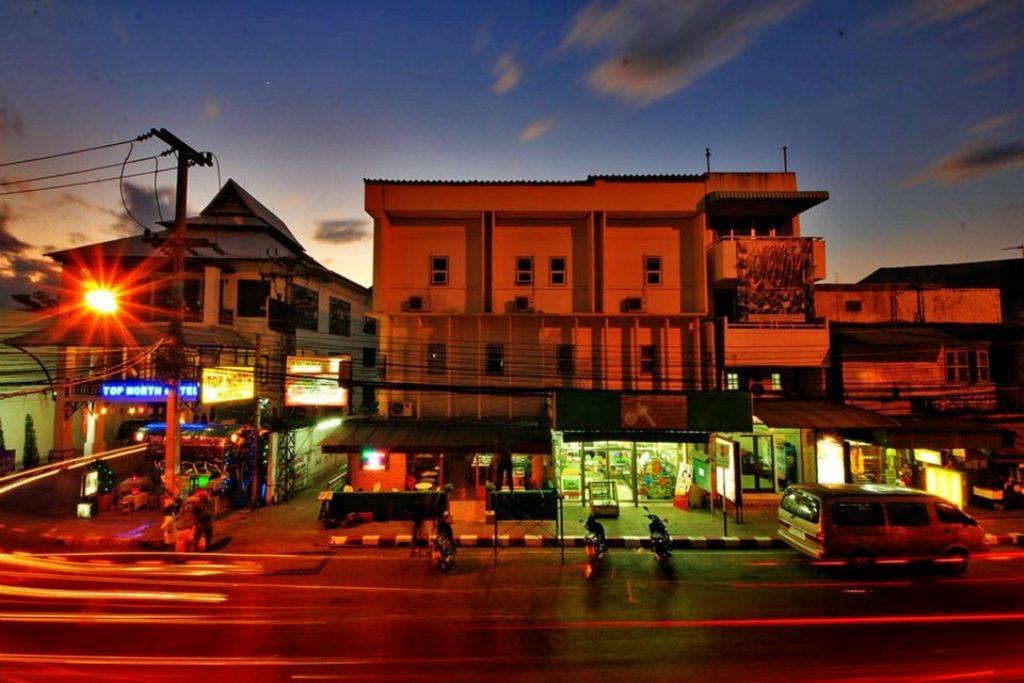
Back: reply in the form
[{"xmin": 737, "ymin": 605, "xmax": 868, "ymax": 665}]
[
  {"xmin": 886, "ymin": 502, "xmax": 930, "ymax": 527},
  {"xmin": 935, "ymin": 502, "xmax": 972, "ymax": 525},
  {"xmin": 832, "ymin": 502, "xmax": 884, "ymax": 527},
  {"xmin": 780, "ymin": 489, "xmax": 820, "ymax": 524}
]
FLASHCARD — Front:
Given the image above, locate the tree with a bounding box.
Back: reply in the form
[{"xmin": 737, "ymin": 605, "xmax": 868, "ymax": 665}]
[{"xmin": 22, "ymin": 414, "xmax": 40, "ymax": 469}]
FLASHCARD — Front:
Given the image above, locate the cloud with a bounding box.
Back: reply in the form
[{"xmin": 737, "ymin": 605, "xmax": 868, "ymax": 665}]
[
  {"xmin": 491, "ymin": 52, "xmax": 522, "ymax": 94},
  {"xmin": 520, "ymin": 116, "xmax": 556, "ymax": 143},
  {"xmin": 563, "ymin": 0, "xmax": 804, "ymax": 106},
  {"xmin": 203, "ymin": 96, "xmax": 221, "ymax": 120},
  {"xmin": 911, "ymin": 139, "xmax": 1024, "ymax": 184},
  {"xmin": 0, "ymin": 106, "xmax": 25, "ymax": 138},
  {"xmin": 0, "ymin": 203, "xmax": 30, "ymax": 253},
  {"xmin": 111, "ymin": 182, "xmax": 174, "ymax": 236},
  {"xmin": 968, "ymin": 108, "xmax": 1023, "ymax": 134},
  {"xmin": 473, "ymin": 16, "xmax": 495, "ymax": 55},
  {"xmin": 871, "ymin": 0, "xmax": 1008, "ymax": 32},
  {"xmin": 67, "ymin": 231, "xmax": 91, "ymax": 244},
  {"xmin": 314, "ymin": 219, "xmax": 371, "ymax": 244}
]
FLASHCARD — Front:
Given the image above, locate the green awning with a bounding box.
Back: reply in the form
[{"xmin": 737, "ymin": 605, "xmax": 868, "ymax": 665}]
[{"xmin": 555, "ymin": 391, "xmax": 752, "ymax": 433}]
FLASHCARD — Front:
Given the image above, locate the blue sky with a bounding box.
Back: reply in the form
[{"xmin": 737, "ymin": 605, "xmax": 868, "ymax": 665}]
[{"xmin": 1, "ymin": 0, "xmax": 1022, "ymax": 303}]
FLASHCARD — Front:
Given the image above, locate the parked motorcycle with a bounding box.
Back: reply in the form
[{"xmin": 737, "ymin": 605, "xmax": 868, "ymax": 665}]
[
  {"xmin": 582, "ymin": 515, "xmax": 608, "ymax": 577},
  {"xmin": 643, "ymin": 506, "xmax": 672, "ymax": 570},
  {"xmin": 431, "ymin": 512, "xmax": 456, "ymax": 572}
]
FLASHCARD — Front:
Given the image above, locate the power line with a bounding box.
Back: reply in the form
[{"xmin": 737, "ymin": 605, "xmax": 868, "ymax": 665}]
[
  {"xmin": 0, "ymin": 134, "xmax": 149, "ymax": 168},
  {"xmin": 0, "ymin": 154, "xmax": 167, "ymax": 187},
  {"xmin": 0, "ymin": 165, "xmax": 176, "ymax": 196}
]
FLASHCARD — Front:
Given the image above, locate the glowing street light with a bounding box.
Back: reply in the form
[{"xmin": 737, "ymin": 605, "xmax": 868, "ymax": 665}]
[{"xmin": 84, "ymin": 286, "xmax": 119, "ymax": 314}]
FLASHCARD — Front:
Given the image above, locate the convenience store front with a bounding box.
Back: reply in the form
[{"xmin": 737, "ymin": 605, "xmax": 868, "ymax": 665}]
[{"xmin": 553, "ymin": 391, "xmax": 752, "ymax": 507}]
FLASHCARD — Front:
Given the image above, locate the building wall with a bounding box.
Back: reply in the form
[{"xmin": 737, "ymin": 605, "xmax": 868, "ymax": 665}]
[{"xmin": 815, "ymin": 286, "xmax": 1002, "ymax": 324}]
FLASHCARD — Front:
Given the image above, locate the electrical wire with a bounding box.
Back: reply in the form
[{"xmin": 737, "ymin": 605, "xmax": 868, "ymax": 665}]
[
  {"xmin": 119, "ymin": 141, "xmax": 149, "ymax": 232},
  {"xmin": 0, "ymin": 135, "xmax": 148, "ymax": 168},
  {"xmin": 0, "ymin": 155, "xmax": 163, "ymax": 187},
  {"xmin": 211, "ymin": 152, "xmax": 222, "ymax": 189},
  {"xmin": 0, "ymin": 166, "xmax": 176, "ymax": 196}
]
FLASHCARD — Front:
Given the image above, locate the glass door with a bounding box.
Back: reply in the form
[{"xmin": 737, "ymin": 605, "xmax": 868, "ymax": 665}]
[{"xmin": 740, "ymin": 434, "xmax": 776, "ymax": 491}]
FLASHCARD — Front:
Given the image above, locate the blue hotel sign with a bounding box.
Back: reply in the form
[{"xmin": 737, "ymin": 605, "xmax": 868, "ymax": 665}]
[{"xmin": 100, "ymin": 380, "xmax": 200, "ymax": 402}]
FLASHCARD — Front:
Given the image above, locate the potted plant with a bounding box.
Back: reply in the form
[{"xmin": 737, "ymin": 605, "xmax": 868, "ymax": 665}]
[
  {"xmin": 22, "ymin": 414, "xmax": 40, "ymax": 469},
  {"xmin": 0, "ymin": 417, "xmax": 15, "ymax": 475}
]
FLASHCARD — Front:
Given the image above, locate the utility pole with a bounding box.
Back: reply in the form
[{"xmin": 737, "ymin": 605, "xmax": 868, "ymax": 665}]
[{"xmin": 150, "ymin": 128, "xmax": 212, "ymax": 501}]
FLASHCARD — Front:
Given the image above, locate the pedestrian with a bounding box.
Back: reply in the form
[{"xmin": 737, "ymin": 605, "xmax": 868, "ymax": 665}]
[
  {"xmin": 193, "ymin": 493, "xmax": 214, "ymax": 551},
  {"xmin": 160, "ymin": 505, "xmax": 178, "ymax": 550}
]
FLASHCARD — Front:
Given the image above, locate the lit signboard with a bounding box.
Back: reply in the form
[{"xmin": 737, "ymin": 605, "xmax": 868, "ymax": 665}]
[
  {"xmin": 285, "ymin": 355, "xmax": 350, "ymax": 407},
  {"xmin": 82, "ymin": 470, "xmax": 99, "ymax": 497},
  {"xmin": 816, "ymin": 438, "xmax": 846, "ymax": 484},
  {"xmin": 714, "ymin": 437, "xmax": 738, "ymax": 503},
  {"xmin": 100, "ymin": 380, "xmax": 199, "ymax": 402},
  {"xmin": 361, "ymin": 449, "xmax": 386, "ymax": 471},
  {"xmin": 925, "ymin": 465, "xmax": 964, "ymax": 508},
  {"xmin": 200, "ymin": 367, "xmax": 255, "ymax": 405}
]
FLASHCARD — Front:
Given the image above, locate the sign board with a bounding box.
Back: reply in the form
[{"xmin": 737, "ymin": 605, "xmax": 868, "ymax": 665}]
[
  {"xmin": 284, "ymin": 355, "xmax": 351, "ymax": 407},
  {"xmin": 200, "ymin": 367, "xmax": 255, "ymax": 405},
  {"xmin": 82, "ymin": 470, "xmax": 99, "ymax": 497},
  {"xmin": 714, "ymin": 437, "xmax": 738, "ymax": 504},
  {"xmin": 100, "ymin": 380, "xmax": 199, "ymax": 402},
  {"xmin": 555, "ymin": 391, "xmax": 752, "ymax": 434},
  {"xmin": 620, "ymin": 395, "xmax": 687, "ymax": 430}
]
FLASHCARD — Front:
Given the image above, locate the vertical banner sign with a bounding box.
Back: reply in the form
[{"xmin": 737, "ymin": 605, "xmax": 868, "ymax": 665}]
[{"xmin": 284, "ymin": 355, "xmax": 351, "ymax": 407}]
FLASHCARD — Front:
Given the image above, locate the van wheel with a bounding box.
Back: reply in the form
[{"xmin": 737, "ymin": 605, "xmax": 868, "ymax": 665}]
[
  {"xmin": 942, "ymin": 548, "xmax": 969, "ymax": 574},
  {"xmin": 847, "ymin": 550, "xmax": 875, "ymax": 573}
]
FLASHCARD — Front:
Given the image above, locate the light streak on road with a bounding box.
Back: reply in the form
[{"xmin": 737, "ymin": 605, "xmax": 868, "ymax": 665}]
[
  {"xmin": 0, "ymin": 611, "xmax": 322, "ymax": 625},
  {"xmin": 0, "ymin": 582, "xmax": 226, "ymax": 603},
  {"xmin": 0, "ymin": 552, "xmax": 261, "ymax": 577}
]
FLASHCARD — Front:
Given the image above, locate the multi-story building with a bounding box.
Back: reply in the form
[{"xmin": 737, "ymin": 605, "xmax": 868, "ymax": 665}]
[
  {"xmin": 323, "ymin": 172, "xmax": 835, "ymax": 503},
  {"xmin": 6, "ymin": 179, "xmax": 376, "ymax": 490}
]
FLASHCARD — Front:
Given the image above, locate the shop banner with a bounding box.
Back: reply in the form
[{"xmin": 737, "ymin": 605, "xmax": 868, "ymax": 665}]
[
  {"xmin": 285, "ymin": 355, "xmax": 351, "ymax": 407},
  {"xmin": 556, "ymin": 391, "xmax": 752, "ymax": 434},
  {"xmin": 620, "ymin": 395, "xmax": 687, "ymax": 429},
  {"xmin": 735, "ymin": 238, "xmax": 814, "ymax": 322}
]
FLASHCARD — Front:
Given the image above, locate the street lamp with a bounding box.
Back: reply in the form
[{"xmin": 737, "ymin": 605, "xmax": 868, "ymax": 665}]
[{"xmin": 84, "ymin": 286, "xmax": 119, "ymax": 314}]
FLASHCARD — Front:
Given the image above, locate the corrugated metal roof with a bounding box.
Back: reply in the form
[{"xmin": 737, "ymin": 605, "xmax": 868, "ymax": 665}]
[
  {"xmin": 706, "ymin": 190, "xmax": 830, "ymax": 201},
  {"xmin": 754, "ymin": 400, "xmax": 898, "ymax": 429},
  {"xmin": 886, "ymin": 416, "xmax": 1010, "ymax": 450},
  {"xmin": 835, "ymin": 327, "xmax": 967, "ymax": 347},
  {"xmin": 364, "ymin": 173, "xmax": 704, "ymax": 185}
]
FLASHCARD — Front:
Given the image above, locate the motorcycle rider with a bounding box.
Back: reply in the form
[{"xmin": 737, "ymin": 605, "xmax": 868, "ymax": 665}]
[{"xmin": 584, "ymin": 514, "xmax": 608, "ymax": 554}]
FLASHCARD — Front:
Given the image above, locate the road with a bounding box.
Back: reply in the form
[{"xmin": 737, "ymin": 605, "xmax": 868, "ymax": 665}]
[{"xmin": 1, "ymin": 545, "xmax": 1024, "ymax": 682}]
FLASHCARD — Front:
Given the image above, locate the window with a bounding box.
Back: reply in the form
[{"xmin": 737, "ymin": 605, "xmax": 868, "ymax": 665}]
[
  {"xmin": 556, "ymin": 344, "xmax": 574, "ymax": 377},
  {"xmin": 233, "ymin": 349, "xmax": 255, "ymax": 366},
  {"xmin": 975, "ymin": 350, "xmax": 990, "ymax": 382},
  {"xmin": 945, "ymin": 350, "xmax": 971, "ymax": 383},
  {"xmin": 832, "ymin": 502, "xmax": 885, "ymax": 527},
  {"xmin": 726, "ymin": 372, "xmax": 740, "ymax": 391},
  {"xmin": 770, "ymin": 372, "xmax": 782, "ymax": 391},
  {"xmin": 549, "ymin": 257, "xmax": 567, "ymax": 286},
  {"xmin": 427, "ymin": 343, "xmax": 446, "ymax": 375},
  {"xmin": 781, "ymin": 489, "xmax": 820, "ymax": 524},
  {"xmin": 639, "ymin": 345, "xmax": 657, "ymax": 376},
  {"xmin": 515, "ymin": 257, "xmax": 533, "ymax": 286},
  {"xmin": 237, "ymin": 280, "xmax": 269, "ymax": 318},
  {"xmin": 362, "ymin": 347, "xmax": 376, "ymax": 368},
  {"xmin": 430, "ymin": 256, "xmax": 449, "ymax": 286},
  {"xmin": 886, "ymin": 502, "xmax": 930, "ymax": 527},
  {"xmin": 844, "ymin": 299, "xmax": 862, "ymax": 312},
  {"xmin": 644, "ymin": 256, "xmax": 662, "ymax": 286},
  {"xmin": 935, "ymin": 502, "xmax": 973, "ymax": 525},
  {"xmin": 485, "ymin": 344, "xmax": 504, "ymax": 376},
  {"xmin": 363, "ymin": 316, "xmax": 377, "ymax": 335},
  {"xmin": 329, "ymin": 297, "xmax": 351, "ymax": 336},
  {"xmin": 290, "ymin": 284, "xmax": 319, "ymax": 331}
]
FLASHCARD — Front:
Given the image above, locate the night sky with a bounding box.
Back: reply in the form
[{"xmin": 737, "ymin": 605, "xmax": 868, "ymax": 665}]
[{"xmin": 1, "ymin": 1, "xmax": 1022, "ymax": 306}]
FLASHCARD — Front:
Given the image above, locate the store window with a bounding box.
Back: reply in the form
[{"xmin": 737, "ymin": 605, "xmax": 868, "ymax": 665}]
[
  {"xmin": 726, "ymin": 372, "xmax": 740, "ymax": 391},
  {"xmin": 644, "ymin": 256, "xmax": 662, "ymax": 286},
  {"xmin": 515, "ymin": 257, "xmax": 533, "ymax": 285},
  {"xmin": 427, "ymin": 343, "xmax": 446, "ymax": 375},
  {"xmin": 739, "ymin": 433, "xmax": 775, "ymax": 491},
  {"xmin": 549, "ymin": 257, "xmax": 567, "ymax": 286},
  {"xmin": 485, "ymin": 344, "xmax": 504, "ymax": 375},
  {"xmin": 329, "ymin": 297, "xmax": 351, "ymax": 336},
  {"xmin": 431, "ymin": 256, "xmax": 449, "ymax": 286},
  {"xmin": 556, "ymin": 344, "xmax": 574, "ymax": 377},
  {"xmin": 639, "ymin": 345, "xmax": 657, "ymax": 376},
  {"xmin": 769, "ymin": 372, "xmax": 782, "ymax": 391},
  {"xmin": 945, "ymin": 350, "xmax": 971, "ymax": 383},
  {"xmin": 637, "ymin": 443, "xmax": 679, "ymax": 500}
]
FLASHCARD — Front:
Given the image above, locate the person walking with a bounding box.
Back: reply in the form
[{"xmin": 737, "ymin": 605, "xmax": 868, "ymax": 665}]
[
  {"xmin": 193, "ymin": 494, "xmax": 214, "ymax": 551},
  {"xmin": 160, "ymin": 505, "xmax": 178, "ymax": 550},
  {"xmin": 493, "ymin": 437, "xmax": 514, "ymax": 492}
]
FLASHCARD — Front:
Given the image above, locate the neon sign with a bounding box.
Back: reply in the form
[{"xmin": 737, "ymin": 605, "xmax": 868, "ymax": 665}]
[
  {"xmin": 285, "ymin": 355, "xmax": 351, "ymax": 407},
  {"xmin": 100, "ymin": 380, "xmax": 199, "ymax": 401},
  {"xmin": 361, "ymin": 449, "xmax": 386, "ymax": 471},
  {"xmin": 201, "ymin": 367, "xmax": 255, "ymax": 405}
]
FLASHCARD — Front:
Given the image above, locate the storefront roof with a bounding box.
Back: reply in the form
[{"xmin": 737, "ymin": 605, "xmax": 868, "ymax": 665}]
[
  {"xmin": 885, "ymin": 416, "xmax": 1011, "ymax": 450},
  {"xmin": 753, "ymin": 400, "xmax": 898, "ymax": 430},
  {"xmin": 703, "ymin": 190, "xmax": 829, "ymax": 216},
  {"xmin": 4, "ymin": 322, "xmax": 256, "ymax": 349},
  {"xmin": 319, "ymin": 418, "xmax": 552, "ymax": 455}
]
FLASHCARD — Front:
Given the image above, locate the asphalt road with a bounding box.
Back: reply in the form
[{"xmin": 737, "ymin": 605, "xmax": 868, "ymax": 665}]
[{"xmin": 1, "ymin": 545, "xmax": 1024, "ymax": 682}]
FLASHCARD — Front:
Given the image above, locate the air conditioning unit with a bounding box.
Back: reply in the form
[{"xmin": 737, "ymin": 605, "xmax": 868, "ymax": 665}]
[
  {"xmin": 513, "ymin": 295, "xmax": 534, "ymax": 312},
  {"xmin": 406, "ymin": 296, "xmax": 429, "ymax": 312},
  {"xmin": 389, "ymin": 401, "xmax": 415, "ymax": 418},
  {"xmin": 623, "ymin": 296, "xmax": 646, "ymax": 313}
]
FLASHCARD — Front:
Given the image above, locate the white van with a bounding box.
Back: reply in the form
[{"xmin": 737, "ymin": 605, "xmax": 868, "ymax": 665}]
[{"xmin": 778, "ymin": 483, "xmax": 986, "ymax": 572}]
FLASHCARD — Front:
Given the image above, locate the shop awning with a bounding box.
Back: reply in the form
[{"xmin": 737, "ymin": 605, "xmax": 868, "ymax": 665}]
[
  {"xmin": 320, "ymin": 419, "xmax": 552, "ymax": 455},
  {"xmin": 4, "ymin": 322, "xmax": 256, "ymax": 349},
  {"xmin": 884, "ymin": 416, "xmax": 1012, "ymax": 450},
  {"xmin": 753, "ymin": 400, "xmax": 898, "ymax": 430},
  {"xmin": 703, "ymin": 190, "xmax": 829, "ymax": 216}
]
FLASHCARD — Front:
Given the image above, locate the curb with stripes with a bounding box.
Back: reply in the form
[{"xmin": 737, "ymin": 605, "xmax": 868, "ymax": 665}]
[
  {"xmin": 986, "ymin": 532, "xmax": 1024, "ymax": 547},
  {"xmin": 329, "ymin": 534, "xmax": 786, "ymax": 549}
]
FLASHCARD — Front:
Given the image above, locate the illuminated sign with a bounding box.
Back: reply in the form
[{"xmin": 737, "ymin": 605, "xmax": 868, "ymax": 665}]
[
  {"xmin": 285, "ymin": 355, "xmax": 351, "ymax": 407},
  {"xmin": 100, "ymin": 380, "xmax": 199, "ymax": 402},
  {"xmin": 925, "ymin": 466, "xmax": 964, "ymax": 508},
  {"xmin": 360, "ymin": 449, "xmax": 386, "ymax": 471},
  {"xmin": 82, "ymin": 470, "xmax": 99, "ymax": 497},
  {"xmin": 913, "ymin": 449, "xmax": 943, "ymax": 466},
  {"xmin": 620, "ymin": 395, "xmax": 687, "ymax": 429},
  {"xmin": 200, "ymin": 367, "xmax": 255, "ymax": 405},
  {"xmin": 714, "ymin": 437, "xmax": 738, "ymax": 503},
  {"xmin": 816, "ymin": 438, "xmax": 845, "ymax": 484}
]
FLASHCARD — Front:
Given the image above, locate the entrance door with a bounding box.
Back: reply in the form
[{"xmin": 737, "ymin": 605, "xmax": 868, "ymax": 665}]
[{"xmin": 740, "ymin": 434, "xmax": 775, "ymax": 492}]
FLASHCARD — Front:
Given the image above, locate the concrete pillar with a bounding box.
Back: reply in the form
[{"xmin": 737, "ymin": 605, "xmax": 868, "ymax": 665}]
[{"xmin": 202, "ymin": 265, "xmax": 221, "ymax": 325}]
